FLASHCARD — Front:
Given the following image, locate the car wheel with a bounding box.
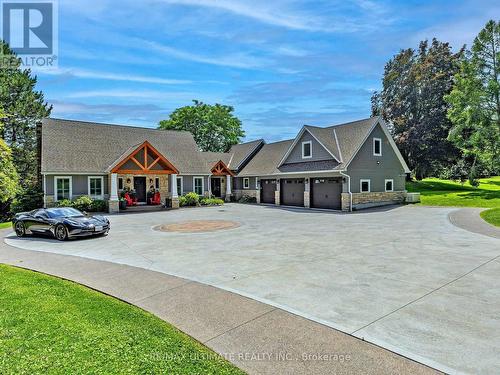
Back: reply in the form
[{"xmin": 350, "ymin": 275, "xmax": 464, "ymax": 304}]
[
  {"xmin": 55, "ymin": 224, "xmax": 68, "ymax": 241},
  {"xmin": 14, "ymin": 221, "xmax": 26, "ymax": 237}
]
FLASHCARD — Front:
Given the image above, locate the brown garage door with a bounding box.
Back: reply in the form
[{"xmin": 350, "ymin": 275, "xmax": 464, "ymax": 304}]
[
  {"xmin": 310, "ymin": 178, "xmax": 342, "ymax": 209},
  {"xmin": 260, "ymin": 179, "xmax": 276, "ymax": 204},
  {"xmin": 280, "ymin": 179, "xmax": 304, "ymax": 207}
]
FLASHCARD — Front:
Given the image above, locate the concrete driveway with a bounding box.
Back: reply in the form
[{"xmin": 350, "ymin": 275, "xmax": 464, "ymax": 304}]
[{"xmin": 4, "ymin": 204, "xmax": 500, "ymax": 374}]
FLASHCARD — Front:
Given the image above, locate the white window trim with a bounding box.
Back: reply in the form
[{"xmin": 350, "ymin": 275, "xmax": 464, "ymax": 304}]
[
  {"xmin": 177, "ymin": 176, "xmax": 183, "ymax": 195},
  {"xmin": 54, "ymin": 176, "xmax": 72, "ymax": 201},
  {"xmin": 360, "ymin": 179, "xmax": 371, "ymax": 193},
  {"xmin": 193, "ymin": 176, "xmax": 204, "ymax": 196},
  {"xmin": 243, "ymin": 177, "xmax": 250, "ymax": 189},
  {"xmin": 301, "ymin": 140, "xmax": 312, "ymax": 159},
  {"xmin": 373, "ymin": 138, "xmax": 382, "ymax": 156},
  {"xmin": 385, "ymin": 179, "xmax": 394, "ymax": 192},
  {"xmin": 87, "ymin": 176, "xmax": 104, "ymax": 199}
]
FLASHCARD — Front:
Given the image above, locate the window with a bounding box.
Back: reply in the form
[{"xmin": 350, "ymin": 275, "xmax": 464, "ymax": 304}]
[
  {"xmin": 88, "ymin": 176, "xmax": 103, "ymax": 199},
  {"xmin": 155, "ymin": 177, "xmax": 160, "ymax": 190},
  {"xmin": 256, "ymin": 178, "xmax": 260, "ymax": 189},
  {"xmin": 176, "ymin": 176, "xmax": 183, "ymax": 196},
  {"xmin": 360, "ymin": 179, "xmax": 371, "ymax": 193},
  {"xmin": 373, "ymin": 138, "xmax": 382, "ymax": 156},
  {"xmin": 118, "ymin": 177, "xmax": 123, "ymax": 190},
  {"xmin": 302, "ymin": 140, "xmax": 312, "ymax": 159},
  {"xmin": 55, "ymin": 176, "xmax": 72, "ymax": 201},
  {"xmin": 385, "ymin": 179, "xmax": 394, "ymax": 192},
  {"xmin": 243, "ymin": 177, "xmax": 250, "ymax": 189},
  {"xmin": 193, "ymin": 177, "xmax": 204, "ymax": 195}
]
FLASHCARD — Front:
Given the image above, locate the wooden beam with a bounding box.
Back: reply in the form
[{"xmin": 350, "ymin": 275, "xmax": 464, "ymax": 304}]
[
  {"xmin": 131, "ymin": 156, "xmax": 145, "ymax": 170},
  {"xmin": 148, "ymin": 157, "xmax": 161, "ymax": 170}
]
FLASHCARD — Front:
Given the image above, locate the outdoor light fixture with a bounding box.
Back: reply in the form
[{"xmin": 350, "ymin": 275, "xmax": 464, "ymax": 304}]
[
  {"xmin": 126, "ymin": 178, "xmax": 131, "ymax": 184},
  {"xmin": 149, "ymin": 178, "xmax": 153, "ymax": 184}
]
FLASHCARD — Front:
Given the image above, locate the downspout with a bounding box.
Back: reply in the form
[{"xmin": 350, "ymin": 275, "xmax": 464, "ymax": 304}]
[{"xmin": 339, "ymin": 171, "xmax": 352, "ymax": 212}]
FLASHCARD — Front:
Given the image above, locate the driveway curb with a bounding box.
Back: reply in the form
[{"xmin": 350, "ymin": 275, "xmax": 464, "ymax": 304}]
[
  {"xmin": 0, "ymin": 233, "xmax": 438, "ymax": 375},
  {"xmin": 449, "ymin": 207, "xmax": 500, "ymax": 239}
]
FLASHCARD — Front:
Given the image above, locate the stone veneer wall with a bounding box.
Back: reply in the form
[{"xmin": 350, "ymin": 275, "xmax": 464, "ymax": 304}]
[
  {"xmin": 232, "ymin": 189, "xmax": 259, "ymax": 201},
  {"xmin": 350, "ymin": 191, "xmax": 406, "ymax": 210}
]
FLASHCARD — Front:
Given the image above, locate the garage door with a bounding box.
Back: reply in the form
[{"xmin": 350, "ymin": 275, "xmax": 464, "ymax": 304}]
[
  {"xmin": 280, "ymin": 179, "xmax": 305, "ymax": 207},
  {"xmin": 260, "ymin": 179, "xmax": 276, "ymax": 204},
  {"xmin": 310, "ymin": 178, "xmax": 342, "ymax": 209}
]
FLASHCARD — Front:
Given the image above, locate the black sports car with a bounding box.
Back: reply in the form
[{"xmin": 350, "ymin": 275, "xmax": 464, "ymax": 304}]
[{"xmin": 13, "ymin": 207, "xmax": 110, "ymax": 241}]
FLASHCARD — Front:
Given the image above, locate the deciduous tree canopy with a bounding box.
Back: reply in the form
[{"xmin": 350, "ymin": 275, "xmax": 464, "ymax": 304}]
[{"xmin": 158, "ymin": 100, "xmax": 245, "ymax": 152}]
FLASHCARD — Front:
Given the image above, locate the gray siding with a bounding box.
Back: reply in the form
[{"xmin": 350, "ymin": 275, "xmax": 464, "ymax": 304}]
[
  {"xmin": 234, "ymin": 177, "xmax": 257, "ymax": 190},
  {"xmin": 45, "ymin": 175, "xmax": 109, "ymax": 198},
  {"xmin": 283, "ymin": 131, "xmax": 334, "ymax": 164},
  {"xmin": 176, "ymin": 175, "xmax": 209, "ymax": 195},
  {"xmin": 347, "ymin": 124, "xmax": 406, "ymax": 193}
]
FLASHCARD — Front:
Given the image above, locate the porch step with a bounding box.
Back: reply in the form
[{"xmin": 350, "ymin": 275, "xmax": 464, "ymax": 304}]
[{"xmin": 120, "ymin": 205, "xmax": 168, "ymax": 213}]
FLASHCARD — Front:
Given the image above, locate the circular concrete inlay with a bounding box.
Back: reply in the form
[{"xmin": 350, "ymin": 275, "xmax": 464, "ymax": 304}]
[{"xmin": 153, "ymin": 220, "xmax": 240, "ymax": 233}]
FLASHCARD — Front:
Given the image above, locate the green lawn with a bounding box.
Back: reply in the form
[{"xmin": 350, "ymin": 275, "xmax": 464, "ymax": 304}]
[
  {"xmin": 0, "ymin": 221, "xmax": 12, "ymax": 229},
  {"xmin": 480, "ymin": 208, "xmax": 500, "ymax": 227},
  {"xmin": 0, "ymin": 265, "xmax": 244, "ymax": 374},
  {"xmin": 406, "ymin": 176, "xmax": 500, "ymax": 208}
]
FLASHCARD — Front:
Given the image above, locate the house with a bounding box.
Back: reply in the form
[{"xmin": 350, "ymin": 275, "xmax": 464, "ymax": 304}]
[{"xmin": 41, "ymin": 116, "xmax": 410, "ymax": 212}]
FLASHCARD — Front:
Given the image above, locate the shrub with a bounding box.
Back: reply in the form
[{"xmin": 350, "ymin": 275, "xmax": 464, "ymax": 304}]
[
  {"xmin": 238, "ymin": 195, "xmax": 257, "ymax": 204},
  {"xmin": 72, "ymin": 196, "xmax": 93, "ymax": 211},
  {"xmin": 91, "ymin": 199, "xmax": 107, "ymax": 212},
  {"xmin": 179, "ymin": 195, "xmax": 187, "ymax": 207},
  {"xmin": 183, "ymin": 192, "xmax": 199, "ymax": 206},
  {"xmin": 55, "ymin": 199, "xmax": 73, "ymax": 208},
  {"xmin": 200, "ymin": 198, "xmax": 224, "ymax": 206}
]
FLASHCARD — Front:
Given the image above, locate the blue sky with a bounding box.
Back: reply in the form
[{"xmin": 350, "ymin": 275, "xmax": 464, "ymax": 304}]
[{"xmin": 37, "ymin": 0, "xmax": 498, "ymax": 142}]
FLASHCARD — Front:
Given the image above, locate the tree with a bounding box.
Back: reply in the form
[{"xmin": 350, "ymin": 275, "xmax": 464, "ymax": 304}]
[
  {"xmin": 0, "ymin": 108, "xmax": 18, "ymax": 220},
  {"xmin": 0, "ymin": 41, "xmax": 52, "ymax": 188},
  {"xmin": 445, "ymin": 20, "xmax": 500, "ymax": 182},
  {"xmin": 373, "ymin": 39, "xmax": 463, "ymax": 179},
  {"xmin": 158, "ymin": 100, "xmax": 245, "ymax": 152}
]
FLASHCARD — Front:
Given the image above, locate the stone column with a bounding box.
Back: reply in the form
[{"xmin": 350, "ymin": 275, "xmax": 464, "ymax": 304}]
[
  {"xmin": 225, "ymin": 175, "xmax": 232, "ymax": 202},
  {"xmin": 109, "ymin": 173, "xmax": 120, "ymax": 213},
  {"xmin": 304, "ymin": 178, "xmax": 310, "ymax": 208},
  {"xmin": 171, "ymin": 173, "xmax": 179, "ymax": 209},
  {"xmin": 275, "ymin": 179, "xmax": 280, "ymax": 206},
  {"xmin": 255, "ymin": 178, "xmax": 261, "ymax": 204}
]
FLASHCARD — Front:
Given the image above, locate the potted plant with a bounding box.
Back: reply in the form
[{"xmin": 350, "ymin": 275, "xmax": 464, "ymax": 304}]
[{"xmin": 119, "ymin": 197, "xmax": 127, "ymax": 210}]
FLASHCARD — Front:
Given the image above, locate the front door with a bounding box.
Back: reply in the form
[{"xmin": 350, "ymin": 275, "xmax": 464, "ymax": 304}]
[
  {"xmin": 134, "ymin": 177, "xmax": 147, "ymax": 202},
  {"xmin": 211, "ymin": 177, "xmax": 221, "ymax": 198}
]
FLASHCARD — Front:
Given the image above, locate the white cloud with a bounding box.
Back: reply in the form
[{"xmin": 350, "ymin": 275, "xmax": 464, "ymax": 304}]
[
  {"xmin": 40, "ymin": 67, "xmax": 190, "ymax": 85},
  {"xmin": 143, "ymin": 40, "xmax": 270, "ymax": 69}
]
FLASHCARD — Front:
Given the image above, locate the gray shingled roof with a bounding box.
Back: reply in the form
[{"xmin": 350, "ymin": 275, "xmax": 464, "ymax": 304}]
[
  {"xmin": 42, "ymin": 116, "xmax": 384, "ymax": 177},
  {"xmin": 237, "ymin": 140, "xmax": 293, "ymax": 176},
  {"xmin": 41, "ymin": 118, "xmax": 209, "ymax": 174},
  {"xmin": 228, "ymin": 139, "xmax": 264, "ymax": 170}
]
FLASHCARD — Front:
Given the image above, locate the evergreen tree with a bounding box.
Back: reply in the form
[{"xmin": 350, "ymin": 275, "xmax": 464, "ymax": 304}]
[{"xmin": 0, "ymin": 41, "xmax": 52, "ymax": 188}]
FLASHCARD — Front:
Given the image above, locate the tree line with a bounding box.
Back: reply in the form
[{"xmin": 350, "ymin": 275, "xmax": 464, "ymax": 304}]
[{"xmin": 372, "ymin": 20, "xmax": 499, "ymax": 183}]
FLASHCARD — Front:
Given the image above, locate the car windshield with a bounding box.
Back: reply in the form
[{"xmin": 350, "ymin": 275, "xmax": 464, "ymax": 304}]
[{"xmin": 47, "ymin": 208, "xmax": 84, "ymax": 218}]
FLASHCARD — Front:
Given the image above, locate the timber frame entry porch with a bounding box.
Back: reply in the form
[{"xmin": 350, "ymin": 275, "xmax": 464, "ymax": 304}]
[{"xmin": 108, "ymin": 141, "xmax": 181, "ymax": 212}]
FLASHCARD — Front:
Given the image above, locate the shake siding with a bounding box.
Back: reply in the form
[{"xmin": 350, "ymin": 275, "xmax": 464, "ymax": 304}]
[
  {"xmin": 347, "ymin": 124, "xmax": 406, "ymax": 193},
  {"xmin": 282, "ymin": 131, "xmax": 334, "ymax": 164}
]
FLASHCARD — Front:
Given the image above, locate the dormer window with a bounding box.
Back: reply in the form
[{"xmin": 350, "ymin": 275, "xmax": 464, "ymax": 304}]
[
  {"xmin": 373, "ymin": 138, "xmax": 382, "ymax": 156},
  {"xmin": 302, "ymin": 141, "xmax": 312, "ymax": 159}
]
